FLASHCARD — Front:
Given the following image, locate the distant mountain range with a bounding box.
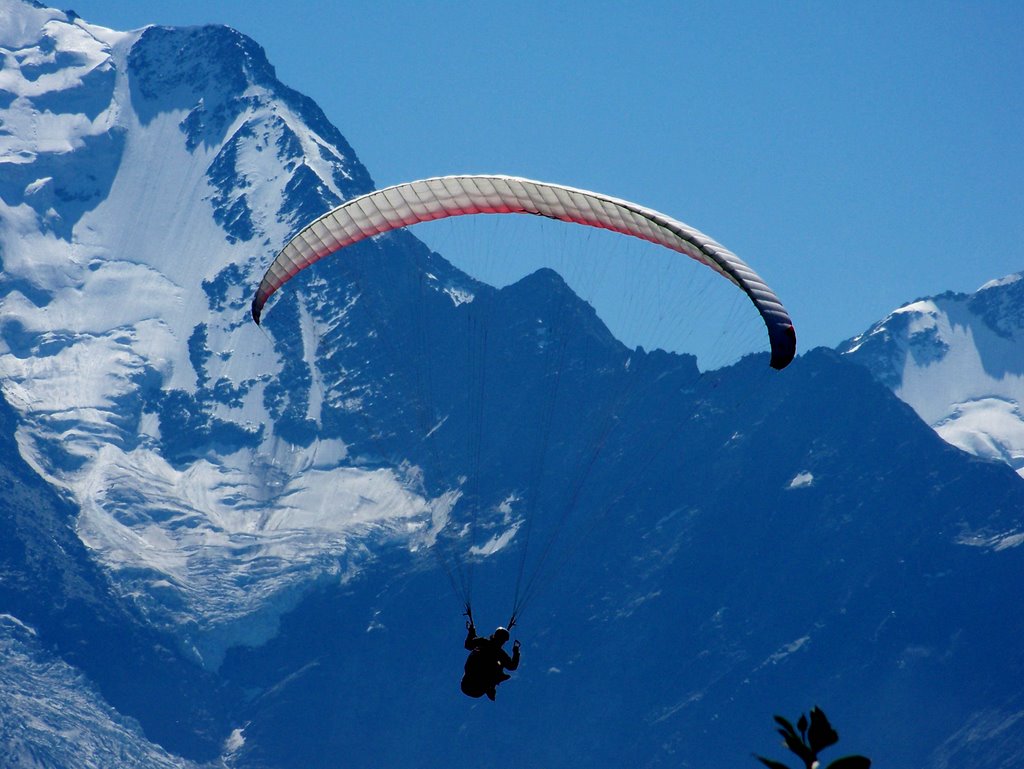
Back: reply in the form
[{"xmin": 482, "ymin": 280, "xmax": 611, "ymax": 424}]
[{"xmin": 1, "ymin": 3, "xmax": 1022, "ymax": 768}]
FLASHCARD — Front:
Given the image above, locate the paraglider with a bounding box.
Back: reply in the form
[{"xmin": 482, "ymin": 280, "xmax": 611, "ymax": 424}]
[
  {"xmin": 251, "ymin": 174, "xmax": 797, "ymax": 698},
  {"xmin": 251, "ymin": 175, "xmax": 795, "ymax": 370},
  {"xmin": 461, "ymin": 620, "xmax": 521, "ymax": 701}
]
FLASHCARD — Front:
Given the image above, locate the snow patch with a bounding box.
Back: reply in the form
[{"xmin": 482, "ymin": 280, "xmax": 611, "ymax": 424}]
[
  {"xmin": 979, "ymin": 273, "xmax": 1023, "ymax": 292},
  {"xmin": 224, "ymin": 727, "xmax": 246, "ymax": 754},
  {"xmin": 935, "ymin": 398, "xmax": 1024, "ymax": 472},
  {"xmin": 0, "ymin": 614, "xmax": 37, "ymax": 635},
  {"xmin": 444, "ymin": 286, "xmax": 474, "ymax": 306},
  {"xmin": 758, "ymin": 635, "xmax": 811, "ymax": 669},
  {"xmin": 787, "ymin": 471, "xmax": 814, "ymax": 489},
  {"xmin": 957, "ymin": 528, "xmax": 1024, "ymax": 551},
  {"xmin": 366, "ymin": 611, "xmax": 386, "ymax": 633},
  {"xmin": 411, "ymin": 489, "xmax": 462, "ymax": 550},
  {"xmin": 24, "ymin": 176, "xmax": 52, "ymax": 195},
  {"xmin": 468, "ymin": 520, "xmax": 522, "ymax": 557}
]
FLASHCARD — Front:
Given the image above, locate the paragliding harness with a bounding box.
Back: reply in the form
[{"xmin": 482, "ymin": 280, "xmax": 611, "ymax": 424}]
[{"xmin": 460, "ymin": 603, "xmax": 521, "ymax": 700}]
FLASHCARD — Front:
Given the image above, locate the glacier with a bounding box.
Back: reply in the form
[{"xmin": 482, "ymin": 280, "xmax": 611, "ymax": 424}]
[{"xmin": 0, "ymin": 2, "xmax": 448, "ymax": 661}]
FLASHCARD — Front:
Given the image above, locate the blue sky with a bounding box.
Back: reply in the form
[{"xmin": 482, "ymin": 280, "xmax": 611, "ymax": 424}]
[{"xmin": 67, "ymin": 0, "xmax": 1023, "ymax": 355}]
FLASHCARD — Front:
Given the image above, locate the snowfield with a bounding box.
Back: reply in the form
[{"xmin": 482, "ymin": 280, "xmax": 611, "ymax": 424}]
[{"xmin": 0, "ymin": 3, "xmax": 443, "ymax": 659}]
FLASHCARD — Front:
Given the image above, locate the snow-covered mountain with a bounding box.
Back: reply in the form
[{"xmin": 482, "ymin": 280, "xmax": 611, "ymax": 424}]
[
  {"xmin": 0, "ymin": 0, "xmax": 455, "ymax": 665},
  {"xmin": 841, "ymin": 273, "xmax": 1024, "ymax": 477},
  {"xmin": 2, "ymin": 3, "xmax": 1024, "ymax": 768}
]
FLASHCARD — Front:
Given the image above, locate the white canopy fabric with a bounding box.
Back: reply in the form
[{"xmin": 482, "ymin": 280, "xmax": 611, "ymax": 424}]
[{"xmin": 252, "ymin": 175, "xmax": 795, "ymax": 369}]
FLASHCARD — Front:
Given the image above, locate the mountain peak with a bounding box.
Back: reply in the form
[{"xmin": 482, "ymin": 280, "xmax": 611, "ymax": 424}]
[
  {"xmin": 978, "ymin": 271, "xmax": 1024, "ymax": 293},
  {"xmin": 841, "ymin": 270, "xmax": 1024, "ymax": 474},
  {"xmin": 128, "ymin": 24, "xmax": 277, "ymax": 130},
  {"xmin": 497, "ymin": 266, "xmax": 622, "ymax": 351}
]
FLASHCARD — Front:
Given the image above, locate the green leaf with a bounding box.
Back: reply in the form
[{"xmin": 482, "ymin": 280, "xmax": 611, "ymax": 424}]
[
  {"xmin": 825, "ymin": 756, "xmax": 871, "ymax": 769},
  {"xmin": 774, "ymin": 715, "xmax": 799, "ymax": 739},
  {"xmin": 755, "ymin": 755, "xmax": 794, "ymax": 769},
  {"xmin": 781, "ymin": 732, "xmax": 815, "ymax": 765},
  {"xmin": 808, "ymin": 707, "xmax": 839, "ymax": 752}
]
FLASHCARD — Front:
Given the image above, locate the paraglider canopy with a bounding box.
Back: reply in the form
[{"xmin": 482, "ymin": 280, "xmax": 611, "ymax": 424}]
[{"xmin": 251, "ymin": 175, "xmax": 795, "ymax": 369}]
